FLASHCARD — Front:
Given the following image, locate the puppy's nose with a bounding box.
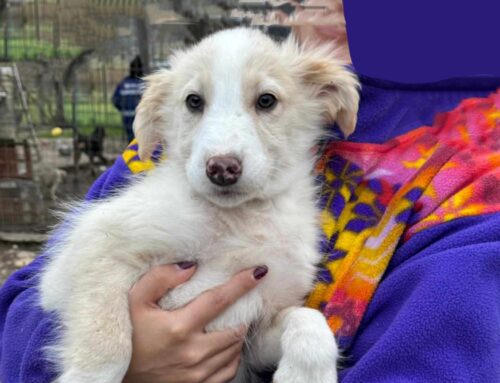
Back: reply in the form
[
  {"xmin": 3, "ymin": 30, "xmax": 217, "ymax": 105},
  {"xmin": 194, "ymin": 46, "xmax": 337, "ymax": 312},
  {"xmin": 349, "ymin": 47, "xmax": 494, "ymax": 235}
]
[{"xmin": 206, "ymin": 156, "xmax": 242, "ymax": 187}]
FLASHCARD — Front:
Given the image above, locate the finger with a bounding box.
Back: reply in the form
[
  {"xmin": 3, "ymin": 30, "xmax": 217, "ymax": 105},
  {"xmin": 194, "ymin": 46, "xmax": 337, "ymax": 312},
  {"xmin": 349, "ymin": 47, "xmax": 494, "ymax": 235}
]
[
  {"xmin": 203, "ymin": 353, "xmax": 241, "ymax": 383},
  {"xmin": 179, "ymin": 266, "xmax": 268, "ymax": 330},
  {"xmin": 189, "ymin": 341, "xmax": 243, "ymax": 382},
  {"xmin": 193, "ymin": 325, "xmax": 247, "ymax": 361},
  {"xmin": 129, "ymin": 263, "xmax": 196, "ymax": 307}
]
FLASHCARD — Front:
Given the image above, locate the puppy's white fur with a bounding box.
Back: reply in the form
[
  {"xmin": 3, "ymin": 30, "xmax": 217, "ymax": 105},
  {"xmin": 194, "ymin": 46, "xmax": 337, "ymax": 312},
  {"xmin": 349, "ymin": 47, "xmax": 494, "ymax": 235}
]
[{"xmin": 39, "ymin": 28, "xmax": 359, "ymax": 383}]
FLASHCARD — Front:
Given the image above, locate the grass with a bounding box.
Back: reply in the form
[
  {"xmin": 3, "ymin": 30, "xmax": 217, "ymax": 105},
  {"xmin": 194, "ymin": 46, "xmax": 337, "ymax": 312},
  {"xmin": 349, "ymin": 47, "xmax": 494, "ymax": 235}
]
[
  {"xmin": 0, "ymin": 36, "xmax": 82, "ymax": 60},
  {"xmin": 2, "ymin": 30, "xmax": 128, "ymax": 139},
  {"xmin": 26, "ymin": 99, "xmax": 124, "ymax": 138},
  {"xmin": 38, "ymin": 124, "xmax": 124, "ymax": 139},
  {"xmin": 62, "ymin": 100, "xmax": 123, "ymax": 128}
]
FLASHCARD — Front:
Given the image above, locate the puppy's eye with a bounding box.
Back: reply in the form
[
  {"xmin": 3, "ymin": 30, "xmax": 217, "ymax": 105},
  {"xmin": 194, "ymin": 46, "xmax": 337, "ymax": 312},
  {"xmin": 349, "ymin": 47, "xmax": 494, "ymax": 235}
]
[
  {"xmin": 186, "ymin": 94, "xmax": 204, "ymax": 112},
  {"xmin": 256, "ymin": 93, "xmax": 277, "ymax": 110}
]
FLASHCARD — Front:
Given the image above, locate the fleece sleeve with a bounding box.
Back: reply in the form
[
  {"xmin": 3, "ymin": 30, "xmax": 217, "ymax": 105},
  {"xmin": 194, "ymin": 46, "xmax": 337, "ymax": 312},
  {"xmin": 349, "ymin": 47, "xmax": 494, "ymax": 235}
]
[
  {"xmin": 0, "ymin": 255, "xmax": 59, "ymax": 383},
  {"xmin": 339, "ymin": 213, "xmax": 500, "ymax": 383}
]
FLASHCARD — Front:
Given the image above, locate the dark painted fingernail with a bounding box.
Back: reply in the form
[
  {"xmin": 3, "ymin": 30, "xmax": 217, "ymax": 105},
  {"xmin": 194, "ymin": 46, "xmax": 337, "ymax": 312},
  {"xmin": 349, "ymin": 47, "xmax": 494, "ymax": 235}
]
[
  {"xmin": 253, "ymin": 265, "xmax": 268, "ymax": 280},
  {"xmin": 176, "ymin": 261, "xmax": 196, "ymax": 269}
]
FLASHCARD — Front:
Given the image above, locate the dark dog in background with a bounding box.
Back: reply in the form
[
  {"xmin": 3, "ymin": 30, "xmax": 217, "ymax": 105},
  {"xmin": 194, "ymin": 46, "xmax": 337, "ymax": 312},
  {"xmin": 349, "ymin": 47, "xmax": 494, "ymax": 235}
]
[{"xmin": 75, "ymin": 126, "xmax": 107, "ymax": 175}]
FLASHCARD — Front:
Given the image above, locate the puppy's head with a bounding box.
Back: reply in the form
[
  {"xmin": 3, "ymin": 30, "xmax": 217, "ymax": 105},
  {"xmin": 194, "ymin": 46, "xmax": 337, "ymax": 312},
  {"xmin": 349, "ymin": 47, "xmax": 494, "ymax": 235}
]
[{"xmin": 134, "ymin": 28, "xmax": 359, "ymax": 208}]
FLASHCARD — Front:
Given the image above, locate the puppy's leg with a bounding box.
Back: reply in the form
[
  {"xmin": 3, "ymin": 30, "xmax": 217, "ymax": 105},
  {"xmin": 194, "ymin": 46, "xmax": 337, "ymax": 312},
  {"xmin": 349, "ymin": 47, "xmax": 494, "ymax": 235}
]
[
  {"xmin": 98, "ymin": 152, "xmax": 108, "ymax": 166},
  {"xmin": 54, "ymin": 267, "xmax": 137, "ymax": 383},
  {"xmin": 89, "ymin": 153, "xmax": 96, "ymax": 176},
  {"xmin": 254, "ymin": 307, "xmax": 339, "ymax": 383},
  {"xmin": 49, "ymin": 173, "xmax": 60, "ymax": 201}
]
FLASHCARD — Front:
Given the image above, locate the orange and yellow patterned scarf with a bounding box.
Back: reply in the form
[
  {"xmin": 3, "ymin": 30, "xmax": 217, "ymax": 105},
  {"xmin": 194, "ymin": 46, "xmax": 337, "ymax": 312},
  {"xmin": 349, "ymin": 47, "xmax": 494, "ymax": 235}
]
[{"xmin": 306, "ymin": 90, "xmax": 500, "ymax": 348}]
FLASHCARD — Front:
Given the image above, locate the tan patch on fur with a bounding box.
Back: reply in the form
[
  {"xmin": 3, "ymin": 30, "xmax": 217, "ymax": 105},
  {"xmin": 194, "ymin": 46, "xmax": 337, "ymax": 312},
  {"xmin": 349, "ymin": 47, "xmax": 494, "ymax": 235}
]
[
  {"xmin": 134, "ymin": 70, "xmax": 173, "ymax": 160},
  {"xmin": 282, "ymin": 37, "xmax": 360, "ymax": 136}
]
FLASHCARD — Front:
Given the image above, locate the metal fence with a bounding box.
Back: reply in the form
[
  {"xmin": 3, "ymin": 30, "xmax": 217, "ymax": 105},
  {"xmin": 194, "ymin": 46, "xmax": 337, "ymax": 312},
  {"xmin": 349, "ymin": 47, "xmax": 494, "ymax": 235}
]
[
  {"xmin": 1, "ymin": 0, "xmax": 142, "ymax": 133},
  {"xmin": 0, "ymin": 0, "xmax": 148, "ymax": 233},
  {"xmin": 1, "ymin": 0, "xmax": 239, "ymax": 135},
  {"xmin": 0, "ymin": 0, "xmax": 298, "ymax": 234}
]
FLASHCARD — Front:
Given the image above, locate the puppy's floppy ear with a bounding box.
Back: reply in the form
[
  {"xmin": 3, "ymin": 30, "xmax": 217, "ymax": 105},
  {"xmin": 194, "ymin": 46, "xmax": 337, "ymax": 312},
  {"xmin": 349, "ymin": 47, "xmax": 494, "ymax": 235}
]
[
  {"xmin": 287, "ymin": 38, "xmax": 360, "ymax": 137},
  {"xmin": 133, "ymin": 69, "xmax": 172, "ymax": 160}
]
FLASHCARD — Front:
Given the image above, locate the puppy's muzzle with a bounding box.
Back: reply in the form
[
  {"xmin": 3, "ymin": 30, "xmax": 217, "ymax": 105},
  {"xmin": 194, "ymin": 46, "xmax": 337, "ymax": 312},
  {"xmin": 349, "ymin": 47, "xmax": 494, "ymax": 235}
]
[{"xmin": 206, "ymin": 156, "xmax": 242, "ymax": 187}]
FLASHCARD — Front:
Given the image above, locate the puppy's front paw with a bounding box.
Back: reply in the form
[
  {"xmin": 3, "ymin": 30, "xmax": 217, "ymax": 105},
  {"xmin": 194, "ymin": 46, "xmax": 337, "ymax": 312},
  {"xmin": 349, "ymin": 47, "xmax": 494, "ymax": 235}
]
[
  {"xmin": 273, "ymin": 307, "xmax": 339, "ymax": 383},
  {"xmin": 57, "ymin": 362, "xmax": 128, "ymax": 383},
  {"xmin": 273, "ymin": 362, "xmax": 337, "ymax": 383}
]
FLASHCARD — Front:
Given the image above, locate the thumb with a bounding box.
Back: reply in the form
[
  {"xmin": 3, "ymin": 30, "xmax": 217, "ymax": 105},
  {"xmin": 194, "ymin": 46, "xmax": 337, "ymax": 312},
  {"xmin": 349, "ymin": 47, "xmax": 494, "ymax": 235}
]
[{"xmin": 129, "ymin": 262, "xmax": 196, "ymax": 307}]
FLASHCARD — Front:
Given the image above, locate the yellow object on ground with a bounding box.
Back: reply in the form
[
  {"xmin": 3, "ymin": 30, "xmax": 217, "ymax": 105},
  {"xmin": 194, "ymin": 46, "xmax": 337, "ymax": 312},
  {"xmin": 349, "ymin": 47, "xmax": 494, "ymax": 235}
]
[{"xmin": 51, "ymin": 127, "xmax": 63, "ymax": 137}]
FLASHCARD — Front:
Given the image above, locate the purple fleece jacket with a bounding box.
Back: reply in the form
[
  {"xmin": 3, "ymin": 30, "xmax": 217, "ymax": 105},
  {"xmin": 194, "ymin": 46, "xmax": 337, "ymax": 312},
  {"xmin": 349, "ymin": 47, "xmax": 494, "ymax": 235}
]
[{"xmin": 1, "ymin": 76, "xmax": 499, "ymax": 383}]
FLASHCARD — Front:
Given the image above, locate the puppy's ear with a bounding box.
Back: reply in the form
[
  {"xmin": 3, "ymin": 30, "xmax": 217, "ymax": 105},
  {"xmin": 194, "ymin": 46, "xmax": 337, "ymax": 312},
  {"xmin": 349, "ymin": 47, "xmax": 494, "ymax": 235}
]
[
  {"xmin": 287, "ymin": 38, "xmax": 360, "ymax": 137},
  {"xmin": 134, "ymin": 69, "xmax": 172, "ymax": 160}
]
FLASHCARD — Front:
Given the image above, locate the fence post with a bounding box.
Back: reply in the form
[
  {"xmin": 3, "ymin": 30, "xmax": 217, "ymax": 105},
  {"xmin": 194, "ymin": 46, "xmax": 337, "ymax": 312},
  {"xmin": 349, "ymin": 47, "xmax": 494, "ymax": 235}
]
[
  {"xmin": 72, "ymin": 77, "xmax": 79, "ymax": 176},
  {"xmin": 34, "ymin": 0, "xmax": 41, "ymax": 41},
  {"xmin": 135, "ymin": 17, "xmax": 150, "ymax": 73},
  {"xmin": 3, "ymin": 0, "xmax": 10, "ymax": 60},
  {"xmin": 101, "ymin": 63, "xmax": 108, "ymax": 125},
  {"xmin": 53, "ymin": 15, "xmax": 61, "ymax": 57}
]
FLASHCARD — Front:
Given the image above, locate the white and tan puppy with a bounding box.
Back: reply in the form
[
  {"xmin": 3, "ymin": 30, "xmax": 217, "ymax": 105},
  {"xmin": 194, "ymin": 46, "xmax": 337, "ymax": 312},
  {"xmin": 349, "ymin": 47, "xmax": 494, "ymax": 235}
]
[{"xmin": 39, "ymin": 28, "xmax": 359, "ymax": 383}]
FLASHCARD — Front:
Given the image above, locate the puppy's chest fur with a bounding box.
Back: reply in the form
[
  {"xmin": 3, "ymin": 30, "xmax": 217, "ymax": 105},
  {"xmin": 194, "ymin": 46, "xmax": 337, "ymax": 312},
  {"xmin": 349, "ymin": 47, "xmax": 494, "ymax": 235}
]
[
  {"xmin": 41, "ymin": 163, "xmax": 321, "ymax": 331},
  {"xmin": 159, "ymin": 199, "xmax": 321, "ymax": 330}
]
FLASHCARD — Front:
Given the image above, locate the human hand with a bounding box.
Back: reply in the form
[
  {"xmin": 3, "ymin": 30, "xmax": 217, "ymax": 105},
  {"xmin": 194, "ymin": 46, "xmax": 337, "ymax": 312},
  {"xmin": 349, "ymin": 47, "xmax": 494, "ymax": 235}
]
[{"xmin": 123, "ymin": 263, "xmax": 268, "ymax": 383}]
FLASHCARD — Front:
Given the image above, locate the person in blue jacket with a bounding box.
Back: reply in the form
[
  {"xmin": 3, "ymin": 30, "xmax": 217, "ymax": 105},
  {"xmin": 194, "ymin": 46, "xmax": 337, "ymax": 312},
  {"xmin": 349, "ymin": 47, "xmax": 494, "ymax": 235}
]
[
  {"xmin": 1, "ymin": 3, "xmax": 499, "ymax": 383},
  {"xmin": 112, "ymin": 55, "xmax": 145, "ymax": 143}
]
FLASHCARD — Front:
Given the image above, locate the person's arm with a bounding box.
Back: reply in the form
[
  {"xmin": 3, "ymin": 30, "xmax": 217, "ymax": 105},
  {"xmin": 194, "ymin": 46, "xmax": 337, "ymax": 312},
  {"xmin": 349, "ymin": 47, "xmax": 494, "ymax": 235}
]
[
  {"xmin": 0, "ymin": 254, "xmax": 59, "ymax": 383},
  {"xmin": 339, "ymin": 213, "xmax": 500, "ymax": 383}
]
